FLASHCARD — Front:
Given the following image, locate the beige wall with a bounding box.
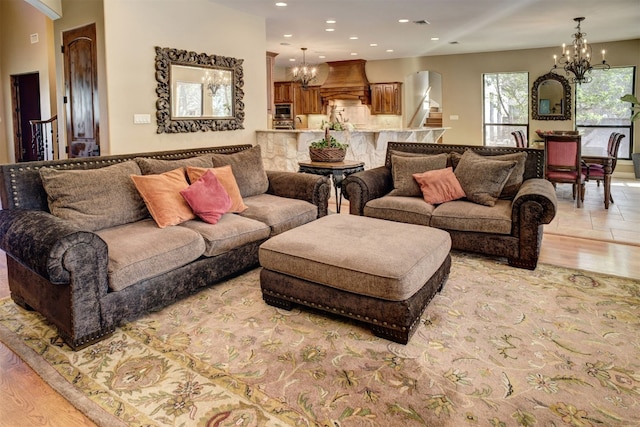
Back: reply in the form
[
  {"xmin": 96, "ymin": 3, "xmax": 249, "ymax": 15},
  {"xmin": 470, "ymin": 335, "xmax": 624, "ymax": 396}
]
[
  {"xmin": 101, "ymin": 0, "xmax": 266, "ymax": 155},
  {"xmin": 0, "ymin": 0, "xmax": 56, "ymax": 163},
  {"xmin": 277, "ymin": 39, "xmax": 640, "ymax": 175}
]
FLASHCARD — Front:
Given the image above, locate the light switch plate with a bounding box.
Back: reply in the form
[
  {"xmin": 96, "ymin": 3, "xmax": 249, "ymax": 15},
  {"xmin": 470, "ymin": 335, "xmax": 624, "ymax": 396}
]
[
  {"xmin": 133, "ymin": 114, "xmax": 151, "ymax": 124},
  {"xmin": 449, "ymin": 115, "xmax": 459, "ymax": 120}
]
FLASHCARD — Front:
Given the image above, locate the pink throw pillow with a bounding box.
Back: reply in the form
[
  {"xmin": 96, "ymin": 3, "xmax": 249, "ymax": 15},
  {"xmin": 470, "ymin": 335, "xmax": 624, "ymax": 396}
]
[
  {"xmin": 413, "ymin": 167, "xmax": 465, "ymax": 204},
  {"xmin": 180, "ymin": 170, "xmax": 232, "ymax": 224}
]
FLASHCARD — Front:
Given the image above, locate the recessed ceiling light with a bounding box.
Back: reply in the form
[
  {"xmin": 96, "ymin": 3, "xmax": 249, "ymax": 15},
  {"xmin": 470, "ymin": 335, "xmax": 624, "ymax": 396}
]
[
  {"xmin": 319, "ymin": 55, "xmax": 326, "ymax": 59},
  {"xmin": 398, "ymin": 19, "xmax": 409, "ymax": 23},
  {"xmin": 325, "ymin": 28, "xmax": 335, "ymax": 32},
  {"xmin": 326, "ymin": 19, "xmax": 336, "ymax": 24},
  {"xmin": 370, "ymin": 43, "xmax": 378, "ymax": 47},
  {"xmin": 386, "ymin": 49, "xmax": 394, "ymax": 52},
  {"xmin": 350, "ymin": 52, "xmax": 358, "ymax": 56},
  {"xmin": 283, "ymin": 34, "xmax": 292, "ymax": 38},
  {"xmin": 349, "ymin": 36, "xmax": 358, "ymax": 40},
  {"xmin": 289, "ymin": 58, "xmax": 296, "ymax": 61},
  {"xmin": 275, "ymin": 2, "xmax": 287, "ymax": 7},
  {"xmin": 431, "ymin": 37, "xmax": 439, "ymax": 41}
]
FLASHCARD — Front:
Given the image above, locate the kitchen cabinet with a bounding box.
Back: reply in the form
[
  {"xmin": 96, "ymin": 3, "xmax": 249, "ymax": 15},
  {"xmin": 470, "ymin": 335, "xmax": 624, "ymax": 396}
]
[
  {"xmin": 370, "ymin": 82, "xmax": 402, "ymax": 115},
  {"xmin": 300, "ymin": 86, "xmax": 323, "ymax": 114},
  {"xmin": 274, "ymin": 81, "xmax": 295, "ymax": 104}
]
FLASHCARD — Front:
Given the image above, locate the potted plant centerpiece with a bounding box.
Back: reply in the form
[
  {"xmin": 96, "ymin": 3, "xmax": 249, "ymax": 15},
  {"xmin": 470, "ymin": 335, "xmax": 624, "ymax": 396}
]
[{"xmin": 309, "ymin": 126, "xmax": 349, "ymax": 162}]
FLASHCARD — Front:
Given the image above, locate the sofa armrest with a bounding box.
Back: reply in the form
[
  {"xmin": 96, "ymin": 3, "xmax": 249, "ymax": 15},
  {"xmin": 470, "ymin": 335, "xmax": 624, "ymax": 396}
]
[
  {"xmin": 512, "ymin": 178, "xmax": 558, "ymax": 225},
  {"xmin": 266, "ymin": 170, "xmax": 331, "ymax": 217},
  {"xmin": 341, "ymin": 166, "xmax": 393, "ymax": 215},
  {"xmin": 0, "ymin": 209, "xmax": 108, "ymax": 284}
]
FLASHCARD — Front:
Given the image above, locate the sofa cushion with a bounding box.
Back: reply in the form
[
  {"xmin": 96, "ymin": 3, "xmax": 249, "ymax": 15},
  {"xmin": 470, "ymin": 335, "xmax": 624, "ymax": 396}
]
[
  {"xmin": 454, "ymin": 151, "xmax": 517, "ymax": 207},
  {"xmin": 135, "ymin": 155, "xmax": 214, "ymax": 175},
  {"xmin": 413, "ymin": 167, "xmax": 465, "ymax": 204},
  {"xmin": 450, "ymin": 151, "xmax": 528, "ymax": 198},
  {"xmin": 211, "ymin": 145, "xmax": 269, "ymax": 198},
  {"xmin": 388, "ymin": 153, "xmax": 448, "ymax": 197},
  {"xmin": 364, "ymin": 196, "xmax": 435, "ymax": 226},
  {"xmin": 180, "ymin": 170, "xmax": 231, "ymax": 224},
  {"xmin": 39, "ymin": 160, "xmax": 148, "ymax": 232},
  {"xmin": 186, "ymin": 166, "xmax": 247, "ymax": 213},
  {"xmin": 430, "ymin": 200, "xmax": 512, "ymax": 234},
  {"xmin": 180, "ymin": 214, "xmax": 270, "ymax": 257},
  {"xmin": 95, "ymin": 219, "xmax": 206, "ymax": 291},
  {"xmin": 130, "ymin": 168, "xmax": 195, "ymax": 228},
  {"xmin": 240, "ymin": 193, "xmax": 318, "ymax": 236}
]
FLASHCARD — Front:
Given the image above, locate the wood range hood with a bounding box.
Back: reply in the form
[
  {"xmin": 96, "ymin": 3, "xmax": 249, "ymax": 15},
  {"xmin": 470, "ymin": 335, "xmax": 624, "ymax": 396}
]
[{"xmin": 319, "ymin": 59, "xmax": 370, "ymax": 105}]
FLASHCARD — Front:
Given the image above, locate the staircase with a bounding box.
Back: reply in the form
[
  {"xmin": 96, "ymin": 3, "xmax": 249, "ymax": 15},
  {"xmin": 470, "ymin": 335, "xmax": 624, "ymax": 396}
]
[{"xmin": 424, "ymin": 107, "xmax": 442, "ymax": 127}]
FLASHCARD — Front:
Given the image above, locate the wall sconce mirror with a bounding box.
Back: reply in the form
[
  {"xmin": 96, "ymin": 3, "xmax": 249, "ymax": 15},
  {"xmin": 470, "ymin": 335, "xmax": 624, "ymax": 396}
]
[
  {"xmin": 155, "ymin": 46, "xmax": 244, "ymax": 133},
  {"xmin": 531, "ymin": 72, "xmax": 571, "ymax": 121}
]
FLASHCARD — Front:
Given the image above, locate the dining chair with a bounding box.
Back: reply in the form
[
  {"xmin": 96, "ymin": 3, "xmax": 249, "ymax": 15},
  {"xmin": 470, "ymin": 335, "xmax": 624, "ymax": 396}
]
[
  {"xmin": 582, "ymin": 132, "xmax": 625, "ymax": 205},
  {"xmin": 544, "ymin": 134, "xmax": 585, "ymax": 208},
  {"xmin": 510, "ymin": 130, "xmax": 527, "ymax": 148}
]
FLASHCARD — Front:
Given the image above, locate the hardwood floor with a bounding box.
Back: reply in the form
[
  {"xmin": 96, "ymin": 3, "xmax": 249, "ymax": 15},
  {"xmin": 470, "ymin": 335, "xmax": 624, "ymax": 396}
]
[{"xmin": 0, "ymin": 178, "xmax": 639, "ymax": 426}]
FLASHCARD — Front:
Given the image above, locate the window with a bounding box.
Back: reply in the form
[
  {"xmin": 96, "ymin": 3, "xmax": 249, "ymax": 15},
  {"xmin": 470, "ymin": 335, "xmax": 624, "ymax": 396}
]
[
  {"xmin": 576, "ymin": 67, "xmax": 635, "ymax": 159},
  {"xmin": 483, "ymin": 72, "xmax": 529, "ymax": 146}
]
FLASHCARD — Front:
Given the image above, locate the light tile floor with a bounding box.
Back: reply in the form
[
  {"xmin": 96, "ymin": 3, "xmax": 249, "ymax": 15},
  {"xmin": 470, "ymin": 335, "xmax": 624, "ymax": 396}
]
[{"xmin": 544, "ymin": 178, "xmax": 640, "ymax": 246}]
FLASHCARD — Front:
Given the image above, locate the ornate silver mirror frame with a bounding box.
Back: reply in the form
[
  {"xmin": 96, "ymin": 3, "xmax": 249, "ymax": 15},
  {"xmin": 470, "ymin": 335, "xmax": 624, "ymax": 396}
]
[
  {"xmin": 531, "ymin": 72, "xmax": 572, "ymax": 121},
  {"xmin": 155, "ymin": 46, "xmax": 244, "ymax": 133}
]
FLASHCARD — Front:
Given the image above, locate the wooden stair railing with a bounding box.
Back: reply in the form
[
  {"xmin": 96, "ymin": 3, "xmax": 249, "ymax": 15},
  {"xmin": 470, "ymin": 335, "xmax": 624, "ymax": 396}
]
[{"xmin": 29, "ymin": 115, "xmax": 58, "ymax": 161}]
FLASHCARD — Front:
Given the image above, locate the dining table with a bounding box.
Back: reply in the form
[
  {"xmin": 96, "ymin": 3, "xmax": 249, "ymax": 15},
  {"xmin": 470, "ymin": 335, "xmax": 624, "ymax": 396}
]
[
  {"xmin": 533, "ymin": 141, "xmax": 614, "ymax": 209},
  {"xmin": 581, "ymin": 146, "xmax": 614, "ymax": 209}
]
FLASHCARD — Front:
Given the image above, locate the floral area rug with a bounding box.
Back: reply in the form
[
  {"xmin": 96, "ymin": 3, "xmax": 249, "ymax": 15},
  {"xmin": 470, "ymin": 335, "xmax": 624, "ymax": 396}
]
[{"xmin": 1, "ymin": 252, "xmax": 639, "ymax": 427}]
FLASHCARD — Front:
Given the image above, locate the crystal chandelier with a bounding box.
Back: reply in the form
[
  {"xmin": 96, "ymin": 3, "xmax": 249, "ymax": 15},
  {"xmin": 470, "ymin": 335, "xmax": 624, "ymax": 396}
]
[
  {"xmin": 551, "ymin": 17, "xmax": 610, "ymax": 84},
  {"xmin": 291, "ymin": 47, "xmax": 317, "ymax": 89}
]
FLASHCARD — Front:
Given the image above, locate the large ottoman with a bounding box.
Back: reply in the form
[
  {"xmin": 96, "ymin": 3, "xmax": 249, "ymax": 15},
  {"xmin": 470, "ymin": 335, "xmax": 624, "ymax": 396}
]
[{"xmin": 258, "ymin": 215, "xmax": 451, "ymax": 344}]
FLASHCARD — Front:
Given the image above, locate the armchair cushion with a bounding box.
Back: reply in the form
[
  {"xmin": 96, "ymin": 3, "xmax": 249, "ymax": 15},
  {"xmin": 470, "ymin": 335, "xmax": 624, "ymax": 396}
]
[
  {"xmin": 454, "ymin": 151, "xmax": 517, "ymax": 207},
  {"xmin": 413, "ymin": 167, "xmax": 465, "ymax": 204},
  {"xmin": 388, "ymin": 153, "xmax": 448, "ymax": 197},
  {"xmin": 39, "ymin": 160, "xmax": 148, "ymax": 232},
  {"xmin": 211, "ymin": 145, "xmax": 269, "ymax": 198}
]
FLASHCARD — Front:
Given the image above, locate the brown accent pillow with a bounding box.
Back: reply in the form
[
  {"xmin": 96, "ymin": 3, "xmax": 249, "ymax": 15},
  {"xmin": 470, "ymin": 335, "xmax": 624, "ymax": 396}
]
[
  {"xmin": 130, "ymin": 168, "xmax": 195, "ymax": 228},
  {"xmin": 39, "ymin": 160, "xmax": 148, "ymax": 231},
  {"xmin": 135, "ymin": 155, "xmax": 214, "ymax": 175},
  {"xmin": 186, "ymin": 166, "xmax": 247, "ymax": 213},
  {"xmin": 210, "ymin": 145, "xmax": 268, "ymax": 198},
  {"xmin": 389, "ymin": 153, "xmax": 448, "ymax": 197},
  {"xmin": 454, "ymin": 151, "xmax": 517, "ymax": 207},
  {"xmin": 413, "ymin": 167, "xmax": 465, "ymax": 204},
  {"xmin": 450, "ymin": 150, "xmax": 527, "ymax": 198}
]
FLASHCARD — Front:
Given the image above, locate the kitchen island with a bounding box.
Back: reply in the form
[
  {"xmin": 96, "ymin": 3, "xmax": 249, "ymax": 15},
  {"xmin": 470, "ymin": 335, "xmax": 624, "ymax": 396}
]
[{"xmin": 257, "ymin": 127, "xmax": 449, "ymax": 172}]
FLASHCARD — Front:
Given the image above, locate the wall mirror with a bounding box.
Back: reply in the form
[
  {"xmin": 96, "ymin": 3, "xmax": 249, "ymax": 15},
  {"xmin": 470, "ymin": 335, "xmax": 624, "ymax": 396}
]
[
  {"xmin": 531, "ymin": 72, "xmax": 571, "ymax": 121},
  {"xmin": 155, "ymin": 46, "xmax": 244, "ymax": 133}
]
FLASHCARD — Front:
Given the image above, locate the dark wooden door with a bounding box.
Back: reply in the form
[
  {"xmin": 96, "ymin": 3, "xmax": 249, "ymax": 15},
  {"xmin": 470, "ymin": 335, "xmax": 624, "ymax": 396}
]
[
  {"xmin": 10, "ymin": 73, "xmax": 41, "ymax": 162},
  {"xmin": 63, "ymin": 23, "xmax": 100, "ymax": 158}
]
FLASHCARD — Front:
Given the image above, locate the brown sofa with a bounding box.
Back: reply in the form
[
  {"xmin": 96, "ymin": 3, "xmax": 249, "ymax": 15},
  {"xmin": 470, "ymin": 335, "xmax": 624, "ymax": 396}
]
[
  {"xmin": 0, "ymin": 144, "xmax": 331, "ymax": 350},
  {"xmin": 342, "ymin": 142, "xmax": 557, "ymax": 269}
]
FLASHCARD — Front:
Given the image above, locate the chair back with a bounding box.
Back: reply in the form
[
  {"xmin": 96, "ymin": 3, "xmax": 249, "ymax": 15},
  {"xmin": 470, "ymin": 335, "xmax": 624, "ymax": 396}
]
[
  {"xmin": 544, "ymin": 134, "xmax": 582, "ymax": 177},
  {"xmin": 607, "ymin": 132, "xmax": 625, "ymax": 171},
  {"xmin": 511, "ymin": 130, "xmax": 527, "ymax": 148}
]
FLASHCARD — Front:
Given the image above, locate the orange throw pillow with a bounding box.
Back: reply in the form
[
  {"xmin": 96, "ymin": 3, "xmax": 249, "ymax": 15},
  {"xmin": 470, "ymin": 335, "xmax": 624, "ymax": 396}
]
[
  {"xmin": 413, "ymin": 167, "xmax": 465, "ymax": 205},
  {"xmin": 186, "ymin": 166, "xmax": 247, "ymax": 213},
  {"xmin": 130, "ymin": 168, "xmax": 195, "ymax": 228}
]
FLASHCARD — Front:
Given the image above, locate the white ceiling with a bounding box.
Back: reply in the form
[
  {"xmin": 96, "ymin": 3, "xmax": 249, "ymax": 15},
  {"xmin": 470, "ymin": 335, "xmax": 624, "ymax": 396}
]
[{"xmin": 209, "ymin": 0, "xmax": 640, "ymax": 68}]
